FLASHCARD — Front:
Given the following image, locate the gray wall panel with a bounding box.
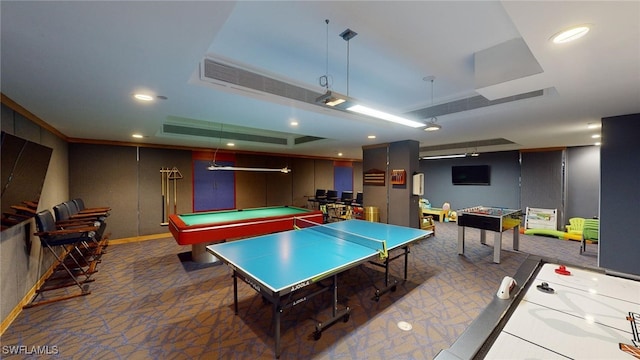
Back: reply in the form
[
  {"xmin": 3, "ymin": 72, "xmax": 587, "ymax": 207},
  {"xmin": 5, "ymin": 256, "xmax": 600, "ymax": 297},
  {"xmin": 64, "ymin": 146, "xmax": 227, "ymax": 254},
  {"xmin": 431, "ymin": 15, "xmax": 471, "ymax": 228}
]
[
  {"xmin": 291, "ymin": 158, "xmax": 315, "ymax": 208},
  {"xmin": 138, "ymin": 147, "xmax": 192, "ymax": 234},
  {"xmin": 69, "ymin": 144, "xmax": 138, "ymax": 239},
  {"xmin": 420, "ymin": 151, "xmax": 521, "ymax": 212},
  {"xmin": 520, "ymin": 150, "xmax": 564, "ymax": 228},
  {"xmin": 566, "ymin": 146, "xmax": 600, "ymax": 220},
  {"xmin": 1, "ymin": 104, "xmax": 14, "ymax": 132},
  {"xmin": 314, "ymin": 160, "xmax": 335, "ymax": 194},
  {"xmin": 388, "ymin": 140, "xmax": 420, "ymax": 227},
  {"xmin": 600, "ymin": 114, "xmax": 640, "ymax": 275},
  {"xmin": 236, "ymin": 155, "xmax": 268, "ymax": 208},
  {"xmin": 353, "ymin": 161, "xmax": 363, "ymax": 194},
  {"xmin": 265, "ymin": 157, "xmax": 293, "ymax": 207},
  {"xmin": 362, "ymin": 145, "xmax": 389, "ymax": 223}
]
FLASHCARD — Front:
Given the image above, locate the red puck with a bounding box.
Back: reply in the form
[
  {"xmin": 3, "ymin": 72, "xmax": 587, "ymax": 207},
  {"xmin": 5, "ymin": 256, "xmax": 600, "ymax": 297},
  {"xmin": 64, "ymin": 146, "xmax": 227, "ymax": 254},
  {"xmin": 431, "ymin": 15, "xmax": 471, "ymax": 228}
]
[{"xmin": 555, "ymin": 265, "xmax": 571, "ymax": 275}]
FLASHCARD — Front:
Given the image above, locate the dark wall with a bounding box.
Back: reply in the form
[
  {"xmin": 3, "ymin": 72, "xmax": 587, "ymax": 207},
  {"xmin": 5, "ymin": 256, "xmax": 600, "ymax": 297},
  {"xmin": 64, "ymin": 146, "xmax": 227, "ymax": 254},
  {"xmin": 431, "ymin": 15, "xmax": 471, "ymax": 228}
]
[
  {"xmin": 362, "ymin": 145, "xmax": 391, "ymax": 223},
  {"xmin": 566, "ymin": 146, "xmax": 600, "ymax": 220},
  {"xmin": 362, "ymin": 141, "xmax": 420, "ymax": 227},
  {"xmin": 419, "ymin": 151, "xmax": 521, "ymax": 211},
  {"xmin": 521, "ymin": 150, "xmax": 565, "ymax": 228},
  {"xmin": 68, "ymin": 143, "xmax": 359, "ymax": 239},
  {"xmin": 1, "ymin": 104, "xmax": 69, "ymax": 323},
  {"xmin": 69, "ymin": 145, "xmax": 193, "ymax": 238},
  {"xmin": 600, "ymin": 113, "xmax": 640, "ymax": 275},
  {"xmin": 388, "ymin": 140, "xmax": 420, "ymax": 228},
  {"xmin": 291, "ymin": 157, "xmax": 315, "ymax": 207},
  {"xmin": 69, "ymin": 144, "xmax": 139, "ymax": 239},
  {"xmin": 420, "ymin": 149, "xmax": 600, "ymax": 231},
  {"xmin": 139, "ymin": 147, "xmax": 193, "ymax": 233}
]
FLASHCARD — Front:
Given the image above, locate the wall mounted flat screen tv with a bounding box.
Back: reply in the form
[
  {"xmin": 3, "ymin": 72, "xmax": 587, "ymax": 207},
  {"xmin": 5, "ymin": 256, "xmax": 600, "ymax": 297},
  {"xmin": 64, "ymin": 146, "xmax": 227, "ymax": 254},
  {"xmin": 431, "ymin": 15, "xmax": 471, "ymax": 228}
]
[
  {"xmin": 1, "ymin": 131, "xmax": 53, "ymax": 230},
  {"xmin": 452, "ymin": 165, "xmax": 490, "ymax": 185}
]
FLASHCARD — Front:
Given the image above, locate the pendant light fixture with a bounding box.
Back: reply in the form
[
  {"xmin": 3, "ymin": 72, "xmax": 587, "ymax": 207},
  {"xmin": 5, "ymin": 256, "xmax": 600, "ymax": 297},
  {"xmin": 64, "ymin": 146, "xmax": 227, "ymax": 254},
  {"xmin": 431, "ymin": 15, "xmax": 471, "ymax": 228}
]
[
  {"xmin": 206, "ymin": 123, "xmax": 291, "ymax": 173},
  {"xmin": 315, "ymin": 20, "xmax": 426, "ymax": 128},
  {"xmin": 423, "ymin": 76, "xmax": 441, "ymax": 131}
]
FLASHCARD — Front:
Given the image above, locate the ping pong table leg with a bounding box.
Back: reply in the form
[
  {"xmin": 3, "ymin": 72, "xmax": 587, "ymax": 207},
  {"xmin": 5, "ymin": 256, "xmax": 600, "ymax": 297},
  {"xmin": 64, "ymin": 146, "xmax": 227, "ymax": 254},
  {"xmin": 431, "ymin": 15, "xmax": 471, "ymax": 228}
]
[
  {"xmin": 233, "ymin": 271, "xmax": 238, "ymax": 314},
  {"xmin": 403, "ymin": 246, "xmax": 409, "ymax": 280},
  {"xmin": 370, "ymin": 247, "xmax": 409, "ymax": 301},
  {"xmin": 384, "ymin": 256, "xmax": 390, "ymax": 288},
  {"xmin": 274, "ymin": 302, "xmax": 281, "ymax": 358},
  {"xmin": 313, "ymin": 274, "xmax": 350, "ymax": 340}
]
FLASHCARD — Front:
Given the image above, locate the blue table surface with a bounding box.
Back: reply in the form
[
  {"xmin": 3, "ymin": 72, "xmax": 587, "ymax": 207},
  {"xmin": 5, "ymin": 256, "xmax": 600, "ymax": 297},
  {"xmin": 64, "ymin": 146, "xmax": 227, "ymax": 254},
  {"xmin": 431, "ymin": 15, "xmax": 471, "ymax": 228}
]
[{"xmin": 206, "ymin": 219, "xmax": 431, "ymax": 293}]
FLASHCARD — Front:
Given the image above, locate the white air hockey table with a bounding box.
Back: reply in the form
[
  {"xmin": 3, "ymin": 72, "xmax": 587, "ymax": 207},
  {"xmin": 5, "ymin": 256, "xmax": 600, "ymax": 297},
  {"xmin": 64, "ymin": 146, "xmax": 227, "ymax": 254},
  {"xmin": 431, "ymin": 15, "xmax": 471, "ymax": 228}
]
[{"xmin": 436, "ymin": 256, "xmax": 640, "ymax": 359}]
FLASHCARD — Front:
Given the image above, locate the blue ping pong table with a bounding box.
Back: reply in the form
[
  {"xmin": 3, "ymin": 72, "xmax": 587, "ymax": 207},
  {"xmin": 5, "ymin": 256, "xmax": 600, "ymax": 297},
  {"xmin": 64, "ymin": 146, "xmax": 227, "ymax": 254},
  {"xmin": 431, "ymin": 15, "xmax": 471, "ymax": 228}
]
[{"xmin": 206, "ymin": 219, "xmax": 432, "ymax": 358}]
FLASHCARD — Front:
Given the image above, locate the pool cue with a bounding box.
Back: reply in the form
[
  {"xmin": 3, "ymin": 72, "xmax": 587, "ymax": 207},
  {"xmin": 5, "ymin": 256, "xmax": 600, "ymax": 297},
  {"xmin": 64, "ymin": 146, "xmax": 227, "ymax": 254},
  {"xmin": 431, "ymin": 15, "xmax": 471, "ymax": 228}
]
[
  {"xmin": 165, "ymin": 169, "xmax": 170, "ymax": 220},
  {"xmin": 173, "ymin": 169, "xmax": 177, "ymax": 215},
  {"xmin": 161, "ymin": 168, "xmax": 166, "ymax": 224}
]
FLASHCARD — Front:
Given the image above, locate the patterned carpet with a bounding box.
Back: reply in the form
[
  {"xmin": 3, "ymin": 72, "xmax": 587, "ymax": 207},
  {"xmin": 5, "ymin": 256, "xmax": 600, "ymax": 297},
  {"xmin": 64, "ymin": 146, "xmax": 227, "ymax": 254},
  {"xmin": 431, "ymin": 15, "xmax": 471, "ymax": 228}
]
[{"xmin": 1, "ymin": 222, "xmax": 596, "ymax": 359}]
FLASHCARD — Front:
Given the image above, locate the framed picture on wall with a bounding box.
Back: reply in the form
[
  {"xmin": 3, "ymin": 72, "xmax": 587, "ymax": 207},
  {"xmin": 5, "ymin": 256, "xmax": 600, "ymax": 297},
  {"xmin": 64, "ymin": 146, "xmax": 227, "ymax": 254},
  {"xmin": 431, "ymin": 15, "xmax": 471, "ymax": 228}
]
[
  {"xmin": 390, "ymin": 169, "xmax": 406, "ymax": 185},
  {"xmin": 364, "ymin": 168, "xmax": 385, "ymax": 186}
]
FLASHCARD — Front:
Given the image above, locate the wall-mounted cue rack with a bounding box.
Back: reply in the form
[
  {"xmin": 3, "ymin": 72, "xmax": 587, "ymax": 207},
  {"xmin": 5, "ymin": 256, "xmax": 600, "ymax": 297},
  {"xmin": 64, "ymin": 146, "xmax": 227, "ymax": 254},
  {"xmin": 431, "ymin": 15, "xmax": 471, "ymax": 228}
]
[{"xmin": 160, "ymin": 167, "xmax": 183, "ymax": 225}]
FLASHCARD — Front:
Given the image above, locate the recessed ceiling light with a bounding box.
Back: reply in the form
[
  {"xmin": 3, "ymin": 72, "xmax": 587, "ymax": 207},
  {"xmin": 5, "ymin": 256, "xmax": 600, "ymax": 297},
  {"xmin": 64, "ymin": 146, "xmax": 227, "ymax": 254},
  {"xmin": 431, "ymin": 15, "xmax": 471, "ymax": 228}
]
[
  {"xmin": 587, "ymin": 123, "xmax": 600, "ymax": 129},
  {"xmin": 338, "ymin": 152, "xmax": 343, "ymax": 156},
  {"xmin": 132, "ymin": 134, "xmax": 144, "ymax": 138},
  {"xmin": 591, "ymin": 134, "xmax": 601, "ymax": 139},
  {"xmin": 595, "ymin": 142, "xmax": 601, "ymax": 146},
  {"xmin": 368, "ymin": 135, "xmax": 376, "ymax": 139},
  {"xmin": 133, "ymin": 93, "xmax": 154, "ymax": 101},
  {"xmin": 290, "ymin": 120, "xmax": 298, "ymax": 126},
  {"xmin": 227, "ymin": 142, "xmax": 235, "ymax": 147},
  {"xmin": 551, "ymin": 25, "xmax": 590, "ymax": 44}
]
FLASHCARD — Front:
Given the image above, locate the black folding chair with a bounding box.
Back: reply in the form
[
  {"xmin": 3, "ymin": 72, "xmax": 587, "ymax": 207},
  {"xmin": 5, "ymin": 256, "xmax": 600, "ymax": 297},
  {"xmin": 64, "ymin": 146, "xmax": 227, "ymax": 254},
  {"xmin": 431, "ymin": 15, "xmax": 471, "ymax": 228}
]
[
  {"xmin": 65, "ymin": 200, "xmax": 109, "ymax": 221},
  {"xmin": 72, "ymin": 198, "xmax": 111, "ymax": 214},
  {"xmin": 53, "ymin": 203, "xmax": 107, "ymax": 258},
  {"xmin": 338, "ymin": 191, "xmax": 354, "ymax": 204},
  {"xmin": 308, "ymin": 189, "xmax": 327, "ymax": 209},
  {"xmin": 26, "ymin": 210, "xmax": 100, "ymax": 307},
  {"xmin": 352, "ymin": 192, "xmax": 363, "ymax": 207},
  {"xmin": 323, "ymin": 190, "xmax": 339, "ymax": 204}
]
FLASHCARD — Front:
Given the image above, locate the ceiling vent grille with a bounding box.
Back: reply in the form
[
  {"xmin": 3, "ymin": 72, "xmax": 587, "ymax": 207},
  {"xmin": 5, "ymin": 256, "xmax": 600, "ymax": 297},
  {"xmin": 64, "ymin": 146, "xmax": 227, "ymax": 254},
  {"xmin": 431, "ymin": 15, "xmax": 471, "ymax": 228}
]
[
  {"xmin": 406, "ymin": 89, "xmax": 544, "ymax": 119},
  {"xmin": 294, "ymin": 136, "xmax": 325, "ymax": 145},
  {"xmin": 163, "ymin": 123, "xmax": 326, "ymax": 146},
  {"xmin": 420, "ymin": 138, "xmax": 516, "ymax": 152},
  {"xmin": 163, "ymin": 124, "xmax": 288, "ymax": 145},
  {"xmin": 201, "ymin": 58, "xmax": 323, "ymax": 105}
]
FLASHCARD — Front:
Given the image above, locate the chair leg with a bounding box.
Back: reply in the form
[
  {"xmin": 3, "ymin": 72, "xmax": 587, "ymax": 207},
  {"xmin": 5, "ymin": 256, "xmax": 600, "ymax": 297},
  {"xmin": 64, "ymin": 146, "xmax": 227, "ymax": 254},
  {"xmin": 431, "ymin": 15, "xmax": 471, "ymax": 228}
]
[{"xmin": 24, "ymin": 244, "xmax": 92, "ymax": 308}]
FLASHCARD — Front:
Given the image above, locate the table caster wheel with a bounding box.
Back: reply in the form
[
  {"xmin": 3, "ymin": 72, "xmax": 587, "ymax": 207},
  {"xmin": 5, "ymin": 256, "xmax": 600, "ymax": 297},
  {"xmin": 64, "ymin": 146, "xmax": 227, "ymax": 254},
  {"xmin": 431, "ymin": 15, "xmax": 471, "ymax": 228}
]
[
  {"xmin": 343, "ymin": 313, "xmax": 350, "ymax": 322},
  {"xmin": 391, "ymin": 285, "xmax": 397, "ymax": 292},
  {"xmin": 313, "ymin": 330, "xmax": 322, "ymax": 340}
]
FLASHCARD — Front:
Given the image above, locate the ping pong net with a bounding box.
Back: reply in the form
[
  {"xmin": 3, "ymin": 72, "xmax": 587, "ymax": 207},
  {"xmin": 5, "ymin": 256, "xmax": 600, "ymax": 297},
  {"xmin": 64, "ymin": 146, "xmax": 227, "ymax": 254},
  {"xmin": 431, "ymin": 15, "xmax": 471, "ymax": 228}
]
[{"xmin": 294, "ymin": 218, "xmax": 388, "ymax": 260}]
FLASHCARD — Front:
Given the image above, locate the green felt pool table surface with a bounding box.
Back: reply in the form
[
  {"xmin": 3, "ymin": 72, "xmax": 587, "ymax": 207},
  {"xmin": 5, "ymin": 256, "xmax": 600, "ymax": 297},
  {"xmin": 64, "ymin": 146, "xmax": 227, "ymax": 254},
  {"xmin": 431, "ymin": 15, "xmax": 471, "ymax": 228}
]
[{"xmin": 177, "ymin": 206, "xmax": 313, "ymax": 226}]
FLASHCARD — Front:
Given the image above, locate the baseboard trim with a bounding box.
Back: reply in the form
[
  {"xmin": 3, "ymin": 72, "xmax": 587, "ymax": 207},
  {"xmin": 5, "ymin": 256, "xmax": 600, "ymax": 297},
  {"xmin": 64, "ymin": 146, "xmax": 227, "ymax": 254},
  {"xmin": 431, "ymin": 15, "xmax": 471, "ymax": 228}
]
[{"xmin": 108, "ymin": 232, "xmax": 171, "ymax": 245}]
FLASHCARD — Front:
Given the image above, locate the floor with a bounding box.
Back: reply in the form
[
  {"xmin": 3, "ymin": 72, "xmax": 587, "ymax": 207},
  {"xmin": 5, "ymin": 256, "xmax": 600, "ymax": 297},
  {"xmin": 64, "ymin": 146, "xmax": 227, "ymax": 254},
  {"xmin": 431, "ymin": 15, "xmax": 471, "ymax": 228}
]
[{"xmin": 1, "ymin": 221, "xmax": 597, "ymax": 359}]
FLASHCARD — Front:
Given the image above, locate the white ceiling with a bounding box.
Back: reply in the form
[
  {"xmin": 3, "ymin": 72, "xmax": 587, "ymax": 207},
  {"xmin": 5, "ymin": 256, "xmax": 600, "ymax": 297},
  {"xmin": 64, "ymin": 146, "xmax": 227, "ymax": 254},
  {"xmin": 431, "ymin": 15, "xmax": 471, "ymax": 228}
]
[{"xmin": 2, "ymin": 1, "xmax": 639, "ymax": 160}]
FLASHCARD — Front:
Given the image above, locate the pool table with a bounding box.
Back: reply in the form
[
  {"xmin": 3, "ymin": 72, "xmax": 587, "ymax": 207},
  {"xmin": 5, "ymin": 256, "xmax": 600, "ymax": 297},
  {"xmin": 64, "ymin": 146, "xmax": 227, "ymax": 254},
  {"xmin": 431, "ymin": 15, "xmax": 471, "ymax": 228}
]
[{"xmin": 168, "ymin": 206, "xmax": 323, "ymax": 262}]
